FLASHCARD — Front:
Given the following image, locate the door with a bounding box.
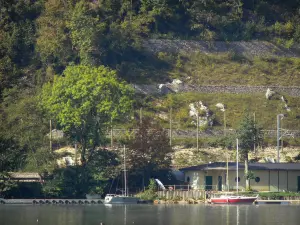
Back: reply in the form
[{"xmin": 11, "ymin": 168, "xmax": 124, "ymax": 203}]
[
  {"xmin": 298, "ymin": 176, "xmax": 300, "ymax": 192},
  {"xmin": 205, "ymin": 176, "xmax": 213, "ymax": 190},
  {"xmin": 218, "ymin": 176, "xmax": 222, "ymax": 191}
]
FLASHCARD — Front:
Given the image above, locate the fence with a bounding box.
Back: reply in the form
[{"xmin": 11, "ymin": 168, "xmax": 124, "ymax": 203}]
[
  {"xmin": 157, "ymin": 187, "xmax": 206, "ymax": 200},
  {"xmin": 163, "ymin": 184, "xmax": 219, "ymax": 191}
]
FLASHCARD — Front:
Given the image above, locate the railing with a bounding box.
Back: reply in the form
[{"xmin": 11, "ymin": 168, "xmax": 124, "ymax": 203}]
[
  {"xmin": 162, "ymin": 185, "xmax": 220, "ymax": 191},
  {"xmin": 157, "ymin": 190, "xmax": 206, "ymax": 200}
]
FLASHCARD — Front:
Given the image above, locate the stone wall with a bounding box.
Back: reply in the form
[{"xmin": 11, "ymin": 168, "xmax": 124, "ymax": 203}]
[
  {"xmin": 133, "ymin": 84, "xmax": 300, "ymax": 97},
  {"xmin": 143, "ymin": 39, "xmax": 300, "ymax": 58}
]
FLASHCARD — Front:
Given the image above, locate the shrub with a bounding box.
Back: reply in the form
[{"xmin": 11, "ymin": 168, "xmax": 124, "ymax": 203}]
[{"xmin": 137, "ymin": 179, "xmax": 158, "ymax": 201}]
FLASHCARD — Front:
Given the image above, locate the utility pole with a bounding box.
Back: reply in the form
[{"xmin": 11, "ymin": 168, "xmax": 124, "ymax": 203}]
[
  {"xmin": 236, "ymin": 138, "xmax": 239, "ymax": 193},
  {"xmin": 111, "ymin": 117, "xmax": 113, "ymax": 149},
  {"xmin": 223, "ymin": 110, "xmax": 226, "ymax": 136},
  {"xmin": 196, "ymin": 114, "xmax": 199, "ymax": 151},
  {"xmin": 169, "ymin": 107, "xmax": 172, "ymax": 147},
  {"xmin": 49, "ymin": 119, "xmax": 52, "ymax": 152},
  {"xmin": 253, "ymin": 112, "xmax": 256, "ymax": 153},
  {"xmin": 277, "ymin": 114, "xmax": 284, "ymax": 163}
]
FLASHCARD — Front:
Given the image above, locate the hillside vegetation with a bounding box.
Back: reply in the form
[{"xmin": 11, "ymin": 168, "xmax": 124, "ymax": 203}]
[{"xmin": 1, "ymin": 0, "xmax": 300, "ymax": 191}]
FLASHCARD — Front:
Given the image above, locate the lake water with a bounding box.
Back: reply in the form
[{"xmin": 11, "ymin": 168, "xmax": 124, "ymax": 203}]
[{"xmin": 1, "ymin": 204, "xmax": 300, "ymax": 225}]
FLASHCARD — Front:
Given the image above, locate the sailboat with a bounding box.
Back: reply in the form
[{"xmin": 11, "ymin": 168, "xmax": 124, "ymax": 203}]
[
  {"xmin": 104, "ymin": 146, "xmax": 140, "ymax": 204},
  {"xmin": 210, "ymin": 139, "xmax": 258, "ymax": 204}
]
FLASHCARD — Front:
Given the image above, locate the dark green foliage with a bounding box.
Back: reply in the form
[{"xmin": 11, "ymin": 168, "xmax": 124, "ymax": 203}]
[
  {"xmin": 236, "ymin": 113, "xmax": 263, "ymax": 190},
  {"xmin": 125, "ymin": 117, "xmax": 174, "ymax": 190},
  {"xmin": 237, "ymin": 113, "xmax": 263, "ymax": 156},
  {"xmin": 0, "ymin": 172, "xmax": 18, "ymax": 197},
  {"xmin": 0, "ymin": 138, "xmax": 26, "ymax": 172},
  {"xmin": 137, "ymin": 178, "xmax": 158, "ymax": 201},
  {"xmin": 259, "ymin": 192, "xmax": 300, "ymax": 200},
  {"xmin": 42, "ymin": 149, "xmax": 120, "ymax": 198}
]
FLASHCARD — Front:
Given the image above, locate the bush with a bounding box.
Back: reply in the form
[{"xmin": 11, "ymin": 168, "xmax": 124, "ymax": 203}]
[
  {"xmin": 136, "ymin": 179, "xmax": 158, "ymax": 201},
  {"xmin": 259, "ymin": 192, "xmax": 300, "ymax": 200}
]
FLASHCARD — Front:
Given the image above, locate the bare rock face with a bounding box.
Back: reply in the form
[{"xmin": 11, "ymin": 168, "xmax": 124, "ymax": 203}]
[
  {"xmin": 189, "ymin": 101, "xmax": 213, "ymax": 128},
  {"xmin": 281, "ymin": 96, "xmax": 287, "ymax": 104},
  {"xmin": 171, "ymin": 79, "xmax": 183, "ymax": 92},
  {"xmin": 265, "ymin": 88, "xmax": 276, "ymax": 99},
  {"xmin": 284, "ymin": 104, "xmax": 291, "ymax": 112},
  {"xmin": 215, "ymin": 103, "xmax": 226, "ymax": 112}
]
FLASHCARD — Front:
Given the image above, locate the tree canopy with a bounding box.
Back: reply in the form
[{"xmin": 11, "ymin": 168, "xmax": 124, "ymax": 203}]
[
  {"xmin": 126, "ymin": 117, "xmax": 173, "ymax": 187},
  {"xmin": 236, "ymin": 113, "xmax": 263, "ymax": 190},
  {"xmin": 40, "ymin": 65, "xmax": 134, "ymax": 164}
]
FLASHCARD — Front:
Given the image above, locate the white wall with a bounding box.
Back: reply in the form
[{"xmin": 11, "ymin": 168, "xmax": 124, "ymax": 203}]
[{"xmin": 184, "ymin": 169, "xmax": 300, "ymax": 192}]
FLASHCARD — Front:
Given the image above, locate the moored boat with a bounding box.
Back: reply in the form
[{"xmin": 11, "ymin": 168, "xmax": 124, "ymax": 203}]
[
  {"xmin": 104, "ymin": 146, "xmax": 140, "ymax": 204},
  {"xmin": 210, "ymin": 195, "xmax": 258, "ymax": 204},
  {"xmin": 209, "ymin": 139, "xmax": 258, "ymax": 204},
  {"xmin": 104, "ymin": 194, "xmax": 140, "ymax": 204}
]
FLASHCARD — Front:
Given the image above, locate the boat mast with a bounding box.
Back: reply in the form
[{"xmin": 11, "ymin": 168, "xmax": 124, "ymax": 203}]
[
  {"xmin": 236, "ymin": 138, "xmax": 239, "ymax": 193},
  {"xmin": 124, "ymin": 145, "xmax": 127, "ymax": 197},
  {"xmin": 226, "ymin": 148, "xmax": 229, "ymax": 192}
]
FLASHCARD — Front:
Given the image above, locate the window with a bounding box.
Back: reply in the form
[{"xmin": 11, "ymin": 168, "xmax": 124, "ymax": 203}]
[
  {"xmin": 235, "ymin": 177, "xmax": 240, "ymax": 182},
  {"xmin": 255, "ymin": 177, "xmax": 260, "ymax": 183}
]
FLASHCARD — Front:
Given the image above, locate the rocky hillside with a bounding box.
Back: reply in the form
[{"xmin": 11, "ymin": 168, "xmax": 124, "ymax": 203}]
[{"xmin": 173, "ymin": 146, "xmax": 300, "ymax": 168}]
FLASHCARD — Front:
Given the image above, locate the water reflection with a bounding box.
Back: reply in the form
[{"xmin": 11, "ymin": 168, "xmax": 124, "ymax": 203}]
[{"xmin": 0, "ymin": 204, "xmax": 300, "ymax": 225}]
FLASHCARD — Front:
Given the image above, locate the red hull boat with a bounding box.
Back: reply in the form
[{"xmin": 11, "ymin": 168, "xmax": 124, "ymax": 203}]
[{"xmin": 210, "ymin": 195, "xmax": 258, "ymax": 204}]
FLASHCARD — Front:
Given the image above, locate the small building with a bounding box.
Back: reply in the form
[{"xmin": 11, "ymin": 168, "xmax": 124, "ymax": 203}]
[
  {"xmin": 181, "ymin": 162, "xmax": 300, "ymax": 192},
  {"xmin": 7, "ymin": 172, "xmax": 42, "ymax": 183}
]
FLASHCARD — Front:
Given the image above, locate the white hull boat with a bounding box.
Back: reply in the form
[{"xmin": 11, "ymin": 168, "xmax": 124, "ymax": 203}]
[
  {"xmin": 104, "ymin": 146, "xmax": 140, "ymax": 204},
  {"xmin": 104, "ymin": 194, "xmax": 140, "ymax": 204}
]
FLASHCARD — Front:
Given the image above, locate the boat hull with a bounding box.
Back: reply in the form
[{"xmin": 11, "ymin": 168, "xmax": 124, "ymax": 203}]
[
  {"xmin": 104, "ymin": 195, "xmax": 140, "ymax": 204},
  {"xmin": 210, "ymin": 196, "xmax": 257, "ymax": 204}
]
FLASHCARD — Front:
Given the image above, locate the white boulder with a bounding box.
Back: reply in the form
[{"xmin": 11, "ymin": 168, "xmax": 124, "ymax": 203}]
[
  {"xmin": 265, "ymin": 88, "xmax": 276, "ymax": 99},
  {"xmin": 215, "ymin": 103, "xmax": 226, "ymax": 112}
]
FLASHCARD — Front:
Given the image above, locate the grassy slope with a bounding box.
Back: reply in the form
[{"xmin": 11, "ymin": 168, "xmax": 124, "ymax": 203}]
[
  {"xmin": 162, "ymin": 51, "xmax": 300, "ymax": 86},
  {"xmin": 158, "ymin": 92, "xmax": 300, "ymax": 130},
  {"xmin": 132, "ymin": 49, "xmax": 300, "ymax": 148}
]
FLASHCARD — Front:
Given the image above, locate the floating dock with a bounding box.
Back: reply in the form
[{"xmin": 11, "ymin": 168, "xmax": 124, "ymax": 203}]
[
  {"xmin": 255, "ymin": 200, "xmax": 292, "ymax": 205},
  {"xmin": 0, "ymin": 199, "xmax": 103, "ymax": 205}
]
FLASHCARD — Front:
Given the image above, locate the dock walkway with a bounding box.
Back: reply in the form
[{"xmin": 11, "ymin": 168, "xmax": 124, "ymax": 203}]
[{"xmin": 0, "ymin": 199, "xmax": 103, "ymax": 205}]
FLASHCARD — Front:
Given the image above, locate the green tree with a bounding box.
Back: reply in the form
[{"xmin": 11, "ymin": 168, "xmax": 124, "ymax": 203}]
[
  {"xmin": 0, "ymin": 88, "xmax": 51, "ymax": 173},
  {"xmin": 181, "ymin": 0, "xmax": 243, "ymax": 40},
  {"xmin": 40, "ymin": 65, "xmax": 134, "ymax": 165},
  {"xmin": 67, "ymin": 0, "xmax": 105, "ymax": 65},
  {"xmin": 36, "ymin": 0, "xmax": 75, "ymax": 71},
  {"xmin": 236, "ymin": 113, "xmax": 262, "ymax": 191},
  {"xmin": 0, "ymin": 0, "xmax": 42, "ymax": 97}
]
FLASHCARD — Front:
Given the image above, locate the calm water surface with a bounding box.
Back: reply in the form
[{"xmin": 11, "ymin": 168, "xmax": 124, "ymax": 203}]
[{"xmin": 1, "ymin": 204, "xmax": 300, "ymax": 225}]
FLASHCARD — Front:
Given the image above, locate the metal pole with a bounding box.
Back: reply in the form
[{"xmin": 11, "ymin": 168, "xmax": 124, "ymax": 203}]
[
  {"xmin": 224, "ymin": 110, "xmax": 226, "ymax": 136},
  {"xmin": 236, "ymin": 138, "xmax": 239, "ymax": 193},
  {"xmin": 111, "ymin": 117, "xmax": 113, "ymax": 149},
  {"xmin": 277, "ymin": 114, "xmax": 281, "ymax": 163},
  {"xmin": 49, "ymin": 119, "xmax": 52, "ymax": 152},
  {"xmin": 124, "ymin": 145, "xmax": 127, "ymax": 196},
  {"xmin": 169, "ymin": 107, "xmax": 172, "ymax": 147},
  {"xmin": 226, "ymin": 148, "xmax": 229, "ymax": 191},
  {"xmin": 253, "ymin": 112, "xmax": 256, "ymax": 153},
  {"xmin": 197, "ymin": 115, "xmax": 199, "ymax": 151}
]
